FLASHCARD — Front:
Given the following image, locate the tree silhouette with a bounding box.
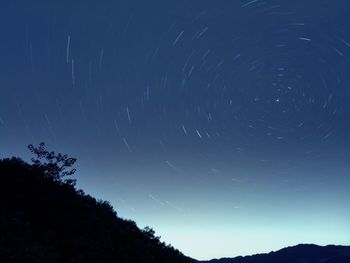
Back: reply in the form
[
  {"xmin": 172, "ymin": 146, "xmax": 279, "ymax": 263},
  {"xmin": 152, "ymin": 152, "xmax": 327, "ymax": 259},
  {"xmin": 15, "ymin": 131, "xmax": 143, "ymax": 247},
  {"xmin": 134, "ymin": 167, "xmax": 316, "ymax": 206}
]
[
  {"xmin": 28, "ymin": 142, "xmax": 77, "ymax": 186},
  {"xmin": 143, "ymin": 226, "xmax": 160, "ymax": 241}
]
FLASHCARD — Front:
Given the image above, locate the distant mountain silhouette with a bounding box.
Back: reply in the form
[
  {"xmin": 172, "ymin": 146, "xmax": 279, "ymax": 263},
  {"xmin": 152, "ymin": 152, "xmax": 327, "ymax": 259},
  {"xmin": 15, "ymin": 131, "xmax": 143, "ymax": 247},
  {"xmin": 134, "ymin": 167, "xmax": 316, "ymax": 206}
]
[
  {"xmin": 200, "ymin": 244, "xmax": 350, "ymax": 263},
  {"xmin": 0, "ymin": 157, "xmax": 194, "ymax": 263}
]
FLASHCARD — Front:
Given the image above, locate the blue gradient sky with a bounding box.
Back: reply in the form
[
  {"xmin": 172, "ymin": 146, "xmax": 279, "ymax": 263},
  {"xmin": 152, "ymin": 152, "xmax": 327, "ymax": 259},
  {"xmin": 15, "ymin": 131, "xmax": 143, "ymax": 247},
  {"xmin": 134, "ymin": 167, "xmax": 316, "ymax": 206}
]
[{"xmin": 1, "ymin": 0, "xmax": 350, "ymax": 260}]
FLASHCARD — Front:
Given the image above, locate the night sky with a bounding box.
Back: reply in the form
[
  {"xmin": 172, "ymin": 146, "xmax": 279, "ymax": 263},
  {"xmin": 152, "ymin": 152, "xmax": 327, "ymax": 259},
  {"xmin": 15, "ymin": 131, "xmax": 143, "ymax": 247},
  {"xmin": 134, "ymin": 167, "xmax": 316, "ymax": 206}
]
[{"xmin": 1, "ymin": 0, "xmax": 350, "ymax": 260}]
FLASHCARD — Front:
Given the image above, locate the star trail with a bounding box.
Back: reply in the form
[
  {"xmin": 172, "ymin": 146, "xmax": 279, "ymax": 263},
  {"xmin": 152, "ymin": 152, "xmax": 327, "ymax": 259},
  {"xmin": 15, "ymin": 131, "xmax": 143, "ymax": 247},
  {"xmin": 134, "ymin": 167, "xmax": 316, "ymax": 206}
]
[{"xmin": 1, "ymin": 0, "xmax": 350, "ymax": 259}]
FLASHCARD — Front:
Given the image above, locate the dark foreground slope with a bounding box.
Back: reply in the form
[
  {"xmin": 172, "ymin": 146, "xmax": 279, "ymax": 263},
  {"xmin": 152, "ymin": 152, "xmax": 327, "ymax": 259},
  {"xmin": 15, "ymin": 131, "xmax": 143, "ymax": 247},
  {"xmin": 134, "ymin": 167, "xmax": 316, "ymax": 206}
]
[
  {"xmin": 0, "ymin": 157, "xmax": 194, "ymax": 263},
  {"xmin": 202, "ymin": 244, "xmax": 350, "ymax": 263}
]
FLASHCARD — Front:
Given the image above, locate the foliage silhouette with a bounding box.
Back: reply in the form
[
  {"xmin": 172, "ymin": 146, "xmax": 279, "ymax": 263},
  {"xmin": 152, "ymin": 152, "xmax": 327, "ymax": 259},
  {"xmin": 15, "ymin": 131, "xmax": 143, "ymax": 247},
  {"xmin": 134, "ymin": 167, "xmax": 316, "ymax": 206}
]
[
  {"xmin": 0, "ymin": 147, "xmax": 195, "ymax": 263},
  {"xmin": 28, "ymin": 142, "xmax": 77, "ymax": 186}
]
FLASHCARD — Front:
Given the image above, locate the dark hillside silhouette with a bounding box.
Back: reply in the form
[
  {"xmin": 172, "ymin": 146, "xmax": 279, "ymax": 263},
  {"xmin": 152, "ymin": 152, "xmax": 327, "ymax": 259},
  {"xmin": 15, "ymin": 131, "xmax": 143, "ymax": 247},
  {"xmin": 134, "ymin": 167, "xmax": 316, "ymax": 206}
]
[
  {"xmin": 200, "ymin": 244, "xmax": 350, "ymax": 263},
  {"xmin": 1, "ymin": 145, "xmax": 349, "ymax": 263},
  {"xmin": 0, "ymin": 144, "xmax": 194, "ymax": 263}
]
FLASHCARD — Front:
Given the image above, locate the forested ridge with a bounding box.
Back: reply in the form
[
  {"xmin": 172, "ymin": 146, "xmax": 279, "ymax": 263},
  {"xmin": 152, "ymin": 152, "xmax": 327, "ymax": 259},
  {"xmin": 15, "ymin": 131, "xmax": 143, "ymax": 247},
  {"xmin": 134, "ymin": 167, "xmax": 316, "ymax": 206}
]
[{"xmin": 0, "ymin": 148, "xmax": 195, "ymax": 263}]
